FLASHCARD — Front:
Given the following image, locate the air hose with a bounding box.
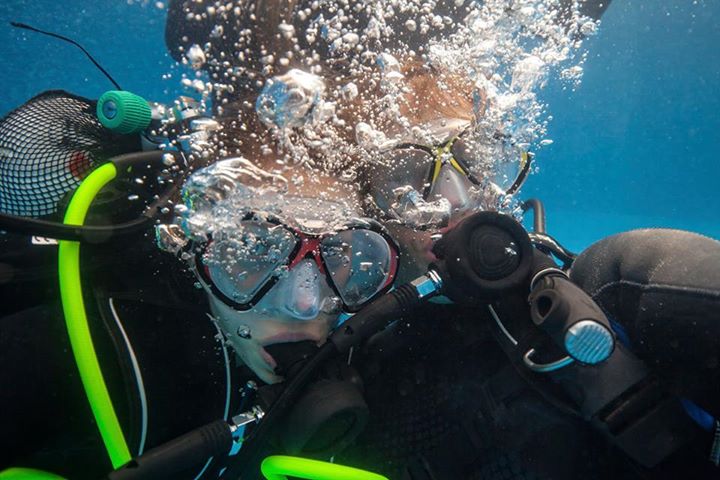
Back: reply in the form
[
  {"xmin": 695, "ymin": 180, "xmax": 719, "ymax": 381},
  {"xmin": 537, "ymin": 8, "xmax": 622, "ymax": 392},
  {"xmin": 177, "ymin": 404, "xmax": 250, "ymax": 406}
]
[
  {"xmin": 57, "ymin": 151, "xmax": 174, "ymax": 468},
  {"xmin": 0, "ymin": 151, "xmax": 181, "ymax": 242},
  {"xmin": 224, "ymin": 282, "xmax": 435, "ymax": 479}
]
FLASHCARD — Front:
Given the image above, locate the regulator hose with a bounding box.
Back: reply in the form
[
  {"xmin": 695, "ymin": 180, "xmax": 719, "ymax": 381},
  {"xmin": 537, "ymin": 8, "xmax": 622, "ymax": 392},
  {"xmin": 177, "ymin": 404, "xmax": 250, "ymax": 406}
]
[
  {"xmin": 261, "ymin": 456, "xmax": 388, "ymax": 480},
  {"xmin": 224, "ymin": 283, "xmax": 425, "ymax": 479}
]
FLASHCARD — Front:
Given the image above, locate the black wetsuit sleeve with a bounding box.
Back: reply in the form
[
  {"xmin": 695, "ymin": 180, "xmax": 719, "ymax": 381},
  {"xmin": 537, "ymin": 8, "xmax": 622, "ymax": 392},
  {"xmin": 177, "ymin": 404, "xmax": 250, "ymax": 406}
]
[
  {"xmin": 0, "ymin": 233, "xmax": 236, "ymax": 479},
  {"xmin": 569, "ymin": 228, "xmax": 720, "ymax": 417},
  {"xmin": 579, "ymin": 0, "xmax": 613, "ymax": 21}
]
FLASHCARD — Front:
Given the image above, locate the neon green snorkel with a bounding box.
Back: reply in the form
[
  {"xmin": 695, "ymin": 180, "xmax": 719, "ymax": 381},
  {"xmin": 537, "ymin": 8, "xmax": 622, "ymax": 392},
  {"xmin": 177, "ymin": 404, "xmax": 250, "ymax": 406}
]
[
  {"xmin": 58, "ymin": 161, "xmax": 133, "ymax": 468},
  {"xmin": 57, "ymin": 148, "xmax": 177, "ymax": 468}
]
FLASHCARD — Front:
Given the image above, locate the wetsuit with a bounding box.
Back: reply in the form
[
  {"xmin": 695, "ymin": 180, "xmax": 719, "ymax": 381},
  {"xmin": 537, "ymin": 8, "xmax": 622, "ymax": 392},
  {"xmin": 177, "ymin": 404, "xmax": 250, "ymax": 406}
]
[
  {"xmin": 3, "ymin": 221, "xmax": 720, "ymax": 480},
  {"xmin": 335, "ymin": 229, "xmax": 720, "ymax": 480}
]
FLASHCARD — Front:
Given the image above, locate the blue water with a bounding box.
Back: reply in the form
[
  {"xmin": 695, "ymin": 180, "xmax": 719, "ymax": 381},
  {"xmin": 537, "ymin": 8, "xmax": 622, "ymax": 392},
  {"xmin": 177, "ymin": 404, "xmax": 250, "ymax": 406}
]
[
  {"xmin": 524, "ymin": 1, "xmax": 720, "ymax": 250},
  {"xmin": 0, "ymin": 1, "xmax": 179, "ymax": 114},
  {"xmin": 1, "ymin": 0, "xmax": 718, "ymax": 252}
]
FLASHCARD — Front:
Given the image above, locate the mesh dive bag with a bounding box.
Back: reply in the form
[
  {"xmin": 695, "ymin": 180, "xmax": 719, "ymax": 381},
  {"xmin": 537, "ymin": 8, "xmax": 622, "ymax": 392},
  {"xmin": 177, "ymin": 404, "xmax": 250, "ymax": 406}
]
[{"xmin": 0, "ymin": 90, "xmax": 139, "ymax": 218}]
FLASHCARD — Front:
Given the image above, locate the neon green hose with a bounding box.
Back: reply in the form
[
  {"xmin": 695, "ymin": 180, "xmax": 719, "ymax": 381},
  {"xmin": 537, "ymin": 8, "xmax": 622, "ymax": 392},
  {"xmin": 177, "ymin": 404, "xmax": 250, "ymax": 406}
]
[
  {"xmin": 0, "ymin": 468, "xmax": 66, "ymax": 480},
  {"xmin": 58, "ymin": 162, "xmax": 132, "ymax": 468},
  {"xmin": 261, "ymin": 456, "xmax": 389, "ymax": 480}
]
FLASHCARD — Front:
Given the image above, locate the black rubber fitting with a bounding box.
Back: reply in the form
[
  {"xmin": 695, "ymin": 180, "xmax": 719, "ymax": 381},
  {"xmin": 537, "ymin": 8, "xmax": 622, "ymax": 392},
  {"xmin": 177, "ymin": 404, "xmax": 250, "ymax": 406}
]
[{"xmin": 432, "ymin": 211, "xmax": 533, "ymax": 303}]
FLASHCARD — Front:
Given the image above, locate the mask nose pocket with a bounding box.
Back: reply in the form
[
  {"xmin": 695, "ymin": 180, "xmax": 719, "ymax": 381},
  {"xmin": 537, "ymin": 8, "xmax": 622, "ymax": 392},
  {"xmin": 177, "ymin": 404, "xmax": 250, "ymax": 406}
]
[
  {"xmin": 427, "ymin": 163, "xmax": 473, "ymax": 209},
  {"xmin": 282, "ymin": 259, "xmax": 322, "ymax": 320}
]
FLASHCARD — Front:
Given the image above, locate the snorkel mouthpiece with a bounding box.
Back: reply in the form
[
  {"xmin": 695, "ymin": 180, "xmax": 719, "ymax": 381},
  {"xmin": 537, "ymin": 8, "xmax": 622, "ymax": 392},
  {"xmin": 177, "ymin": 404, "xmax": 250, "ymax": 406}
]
[{"xmin": 431, "ymin": 211, "xmax": 534, "ymax": 303}]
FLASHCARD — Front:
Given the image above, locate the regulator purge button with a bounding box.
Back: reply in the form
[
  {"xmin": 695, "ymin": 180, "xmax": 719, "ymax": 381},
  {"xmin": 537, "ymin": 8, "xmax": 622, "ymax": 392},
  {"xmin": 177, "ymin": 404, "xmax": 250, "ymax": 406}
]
[{"xmin": 564, "ymin": 320, "xmax": 614, "ymax": 365}]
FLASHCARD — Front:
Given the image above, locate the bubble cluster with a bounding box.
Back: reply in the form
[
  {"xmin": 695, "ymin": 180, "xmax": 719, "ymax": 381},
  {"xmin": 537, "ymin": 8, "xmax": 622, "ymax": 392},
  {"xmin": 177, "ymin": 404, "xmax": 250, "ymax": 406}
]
[{"xmin": 159, "ymin": 0, "xmax": 598, "ymax": 253}]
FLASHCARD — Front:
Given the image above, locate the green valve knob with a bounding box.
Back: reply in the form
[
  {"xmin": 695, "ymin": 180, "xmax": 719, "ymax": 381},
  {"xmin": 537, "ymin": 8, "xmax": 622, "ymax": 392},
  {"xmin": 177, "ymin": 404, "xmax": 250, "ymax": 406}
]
[{"xmin": 97, "ymin": 90, "xmax": 152, "ymax": 135}]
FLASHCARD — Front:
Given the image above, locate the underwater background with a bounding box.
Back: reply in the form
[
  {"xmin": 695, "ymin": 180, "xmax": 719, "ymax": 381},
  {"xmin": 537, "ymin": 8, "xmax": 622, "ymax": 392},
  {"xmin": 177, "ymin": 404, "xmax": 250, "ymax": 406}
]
[{"xmin": 0, "ymin": 0, "xmax": 718, "ymax": 252}]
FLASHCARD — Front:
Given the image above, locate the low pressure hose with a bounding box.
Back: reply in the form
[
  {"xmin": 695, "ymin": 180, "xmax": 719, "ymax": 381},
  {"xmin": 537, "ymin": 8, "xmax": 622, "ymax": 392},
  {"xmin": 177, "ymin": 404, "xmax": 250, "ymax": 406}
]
[
  {"xmin": 261, "ymin": 456, "xmax": 388, "ymax": 480},
  {"xmin": 520, "ymin": 198, "xmax": 546, "ymax": 234},
  {"xmin": 0, "ymin": 468, "xmax": 67, "ymax": 480},
  {"xmin": 0, "ymin": 150, "xmax": 179, "ymax": 242}
]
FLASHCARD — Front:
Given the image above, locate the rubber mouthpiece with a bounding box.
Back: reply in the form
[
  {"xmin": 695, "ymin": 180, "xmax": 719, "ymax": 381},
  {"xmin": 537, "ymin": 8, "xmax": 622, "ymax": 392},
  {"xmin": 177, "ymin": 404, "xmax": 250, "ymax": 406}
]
[
  {"xmin": 432, "ymin": 211, "xmax": 533, "ymax": 302},
  {"xmin": 266, "ymin": 340, "xmax": 319, "ymax": 378},
  {"xmin": 96, "ymin": 90, "xmax": 152, "ymax": 134}
]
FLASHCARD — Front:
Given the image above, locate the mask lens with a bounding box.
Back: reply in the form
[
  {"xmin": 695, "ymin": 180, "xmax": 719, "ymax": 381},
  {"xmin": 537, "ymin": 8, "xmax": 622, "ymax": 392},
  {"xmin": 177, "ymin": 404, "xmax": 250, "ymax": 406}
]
[
  {"xmin": 452, "ymin": 136, "xmax": 528, "ymax": 194},
  {"xmin": 450, "ymin": 136, "xmax": 479, "ymax": 167},
  {"xmin": 321, "ymin": 229, "xmax": 395, "ymax": 309},
  {"xmin": 492, "ymin": 154, "xmax": 525, "ymax": 193},
  {"xmin": 368, "ymin": 148, "xmax": 433, "ymax": 213},
  {"xmin": 204, "ymin": 221, "xmax": 297, "ymax": 304}
]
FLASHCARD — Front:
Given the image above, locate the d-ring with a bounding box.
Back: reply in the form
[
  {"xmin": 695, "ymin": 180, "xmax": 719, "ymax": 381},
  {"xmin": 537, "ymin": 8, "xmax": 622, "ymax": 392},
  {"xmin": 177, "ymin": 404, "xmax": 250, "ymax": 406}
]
[{"xmin": 523, "ymin": 348, "xmax": 574, "ymax": 373}]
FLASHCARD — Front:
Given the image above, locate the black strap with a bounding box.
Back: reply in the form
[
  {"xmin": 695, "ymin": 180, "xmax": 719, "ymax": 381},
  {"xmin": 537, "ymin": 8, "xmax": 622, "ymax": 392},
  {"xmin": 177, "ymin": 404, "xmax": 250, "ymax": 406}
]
[{"xmin": 487, "ymin": 297, "xmax": 699, "ymax": 468}]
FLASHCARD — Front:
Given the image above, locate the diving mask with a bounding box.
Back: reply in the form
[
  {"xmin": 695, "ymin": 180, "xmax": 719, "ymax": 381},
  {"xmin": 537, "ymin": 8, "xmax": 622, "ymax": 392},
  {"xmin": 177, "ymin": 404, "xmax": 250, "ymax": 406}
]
[{"xmin": 194, "ymin": 214, "xmax": 400, "ymax": 314}]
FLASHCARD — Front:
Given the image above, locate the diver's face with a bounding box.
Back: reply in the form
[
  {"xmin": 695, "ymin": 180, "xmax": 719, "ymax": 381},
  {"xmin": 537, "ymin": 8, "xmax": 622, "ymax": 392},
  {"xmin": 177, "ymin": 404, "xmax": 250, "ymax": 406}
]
[
  {"xmin": 178, "ymin": 156, "xmax": 365, "ymax": 384},
  {"xmin": 367, "ymin": 119, "xmax": 488, "ymax": 285},
  {"xmin": 187, "ymin": 166, "xmax": 401, "ymax": 384},
  {"xmin": 207, "ymin": 262, "xmax": 340, "ymax": 384}
]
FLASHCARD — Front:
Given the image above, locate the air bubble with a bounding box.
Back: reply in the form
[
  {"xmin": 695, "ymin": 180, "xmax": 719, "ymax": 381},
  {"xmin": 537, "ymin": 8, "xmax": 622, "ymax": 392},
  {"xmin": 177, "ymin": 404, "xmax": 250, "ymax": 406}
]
[{"xmin": 186, "ymin": 44, "xmax": 206, "ymax": 70}]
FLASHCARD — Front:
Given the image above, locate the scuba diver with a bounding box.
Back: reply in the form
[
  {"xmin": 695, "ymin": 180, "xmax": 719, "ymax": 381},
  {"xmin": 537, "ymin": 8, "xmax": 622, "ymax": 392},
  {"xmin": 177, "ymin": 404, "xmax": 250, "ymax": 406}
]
[{"xmin": 2, "ymin": 0, "xmax": 720, "ymax": 479}]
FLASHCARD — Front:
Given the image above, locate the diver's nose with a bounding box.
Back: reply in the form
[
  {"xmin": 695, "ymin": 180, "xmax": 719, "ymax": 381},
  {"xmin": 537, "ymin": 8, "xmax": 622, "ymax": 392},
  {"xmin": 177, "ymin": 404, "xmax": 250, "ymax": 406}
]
[{"xmin": 282, "ymin": 259, "xmax": 322, "ymax": 320}]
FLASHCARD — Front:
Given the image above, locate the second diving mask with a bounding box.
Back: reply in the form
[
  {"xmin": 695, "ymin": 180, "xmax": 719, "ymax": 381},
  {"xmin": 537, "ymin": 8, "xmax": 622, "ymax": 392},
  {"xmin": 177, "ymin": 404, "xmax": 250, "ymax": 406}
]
[{"xmin": 366, "ymin": 126, "xmax": 532, "ymax": 229}]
